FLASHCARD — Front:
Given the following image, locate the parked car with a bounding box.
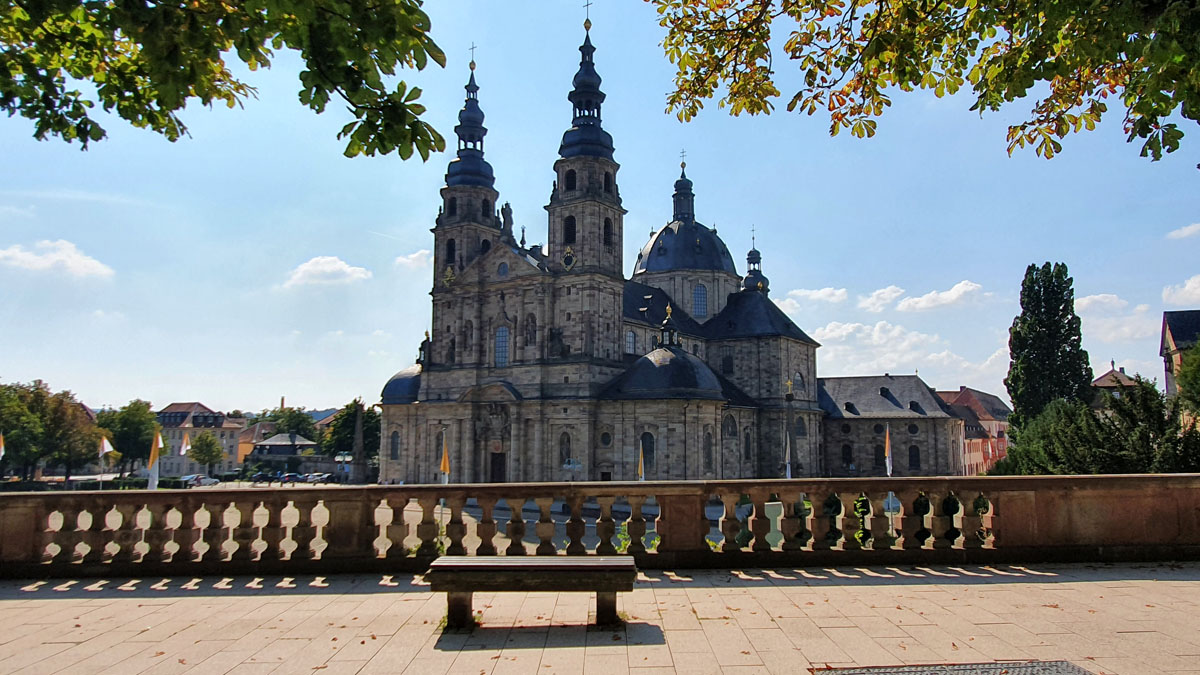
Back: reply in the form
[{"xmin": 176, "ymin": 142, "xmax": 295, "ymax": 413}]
[
  {"xmin": 179, "ymin": 474, "xmax": 219, "ymax": 488},
  {"xmin": 281, "ymin": 473, "xmax": 303, "ymax": 483}
]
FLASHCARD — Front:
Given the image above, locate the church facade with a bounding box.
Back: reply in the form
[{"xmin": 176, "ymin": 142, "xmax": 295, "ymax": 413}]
[{"xmin": 379, "ymin": 28, "xmax": 960, "ymax": 484}]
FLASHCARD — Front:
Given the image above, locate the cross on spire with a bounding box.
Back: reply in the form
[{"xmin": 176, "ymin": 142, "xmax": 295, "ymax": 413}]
[
  {"xmin": 679, "ymin": 148, "xmax": 687, "ymax": 168},
  {"xmin": 751, "ymin": 223, "xmax": 756, "ymax": 248},
  {"xmin": 583, "ymin": 0, "xmax": 593, "ymax": 30},
  {"xmin": 469, "ymin": 42, "xmax": 477, "ymax": 62}
]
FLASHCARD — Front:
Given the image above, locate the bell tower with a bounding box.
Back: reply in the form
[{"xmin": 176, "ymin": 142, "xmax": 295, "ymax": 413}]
[{"xmin": 545, "ymin": 22, "xmax": 625, "ymax": 279}]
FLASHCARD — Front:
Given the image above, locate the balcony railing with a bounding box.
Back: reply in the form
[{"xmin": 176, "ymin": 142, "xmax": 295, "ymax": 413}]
[{"xmin": 1, "ymin": 475, "xmax": 1198, "ymax": 579}]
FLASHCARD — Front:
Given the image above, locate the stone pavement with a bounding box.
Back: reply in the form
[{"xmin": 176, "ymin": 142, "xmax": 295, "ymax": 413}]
[{"xmin": 1, "ymin": 563, "xmax": 1198, "ymax": 675}]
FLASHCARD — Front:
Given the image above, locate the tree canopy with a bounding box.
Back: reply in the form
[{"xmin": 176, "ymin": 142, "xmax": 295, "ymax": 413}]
[
  {"xmin": 0, "ymin": 380, "xmax": 103, "ymax": 480},
  {"xmin": 1177, "ymin": 347, "xmax": 1200, "ymax": 415},
  {"xmin": 255, "ymin": 405, "xmax": 318, "ymax": 441},
  {"xmin": 651, "ymin": 0, "xmax": 1200, "ymax": 162},
  {"xmin": 187, "ymin": 430, "xmax": 224, "ymax": 475},
  {"xmin": 320, "ymin": 399, "xmax": 380, "ymax": 460},
  {"xmin": 95, "ymin": 399, "xmax": 158, "ymax": 472},
  {"xmin": 1005, "ymin": 262, "xmax": 1093, "ymax": 430},
  {"xmin": 1, "ymin": 0, "xmax": 445, "ymax": 158}
]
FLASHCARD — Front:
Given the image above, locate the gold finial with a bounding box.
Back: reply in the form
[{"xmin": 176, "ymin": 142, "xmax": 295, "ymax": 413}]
[
  {"xmin": 469, "ymin": 60, "xmax": 476, "ymax": 71},
  {"xmin": 680, "ymin": 148, "xmax": 687, "ymax": 169},
  {"xmin": 583, "ymin": 0, "xmax": 592, "ymax": 30},
  {"xmin": 424, "ymin": 330, "xmax": 430, "ymax": 340},
  {"xmin": 666, "ymin": 304, "xmax": 673, "ymax": 318},
  {"xmin": 469, "ymin": 42, "xmax": 477, "ymax": 70},
  {"xmin": 584, "ymin": 17, "xmax": 592, "ymax": 31}
]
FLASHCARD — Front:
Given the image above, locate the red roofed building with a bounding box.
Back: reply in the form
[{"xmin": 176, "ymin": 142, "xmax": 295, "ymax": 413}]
[{"xmin": 937, "ymin": 386, "xmax": 1012, "ymax": 475}]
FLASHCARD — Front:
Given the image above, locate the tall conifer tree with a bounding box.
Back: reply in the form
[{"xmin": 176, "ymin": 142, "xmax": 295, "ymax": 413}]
[{"xmin": 1005, "ymin": 262, "xmax": 1093, "ymax": 430}]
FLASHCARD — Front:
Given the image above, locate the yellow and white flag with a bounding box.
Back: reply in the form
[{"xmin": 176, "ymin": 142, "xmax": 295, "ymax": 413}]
[
  {"xmin": 439, "ymin": 429, "xmax": 450, "ymax": 484},
  {"xmin": 148, "ymin": 431, "xmax": 163, "ymax": 490},
  {"xmin": 180, "ymin": 431, "xmax": 191, "ymax": 457},
  {"xmin": 99, "ymin": 437, "xmax": 115, "ymax": 459},
  {"xmin": 884, "ymin": 424, "xmax": 893, "ymax": 477},
  {"xmin": 637, "ymin": 446, "xmax": 645, "ymax": 482},
  {"xmin": 0, "ymin": 432, "xmax": 6, "ymax": 462}
]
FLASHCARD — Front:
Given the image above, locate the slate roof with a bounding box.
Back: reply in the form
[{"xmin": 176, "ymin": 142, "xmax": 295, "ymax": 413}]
[
  {"xmin": 239, "ymin": 421, "xmax": 276, "ymax": 444},
  {"xmin": 382, "ymin": 364, "xmax": 422, "ymax": 405},
  {"xmin": 158, "ymin": 402, "xmax": 215, "ymax": 415},
  {"xmin": 818, "ymin": 375, "xmax": 951, "ymax": 419},
  {"xmin": 601, "ymin": 346, "xmax": 752, "ymax": 403},
  {"xmin": 622, "ymin": 281, "xmax": 703, "ymax": 334},
  {"xmin": 948, "ymin": 404, "xmax": 990, "ymax": 439},
  {"xmin": 1093, "ymin": 367, "xmax": 1137, "ymax": 388},
  {"xmin": 1162, "ymin": 310, "xmax": 1200, "ymax": 356},
  {"xmin": 703, "ymin": 289, "xmax": 819, "ymax": 345},
  {"xmin": 631, "ymin": 219, "xmax": 738, "ymax": 275},
  {"xmin": 256, "ymin": 433, "xmax": 317, "ymax": 447}
]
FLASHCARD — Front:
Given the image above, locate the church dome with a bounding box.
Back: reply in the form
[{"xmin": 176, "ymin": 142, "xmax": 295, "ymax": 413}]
[
  {"xmin": 633, "ymin": 220, "xmax": 738, "ymax": 275},
  {"xmin": 381, "ymin": 364, "xmax": 422, "ymax": 404},
  {"xmin": 601, "ymin": 346, "xmax": 725, "ymax": 401}
]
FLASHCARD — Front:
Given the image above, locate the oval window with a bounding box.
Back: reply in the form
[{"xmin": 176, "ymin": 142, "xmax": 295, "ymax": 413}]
[
  {"xmin": 600, "ymin": 432, "xmax": 612, "ymax": 446},
  {"xmin": 497, "ymin": 262, "xmax": 508, "ymax": 277}
]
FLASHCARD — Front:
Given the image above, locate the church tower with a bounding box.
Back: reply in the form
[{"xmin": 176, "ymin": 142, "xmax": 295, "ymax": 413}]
[
  {"xmin": 545, "ymin": 23, "xmax": 626, "ymax": 278},
  {"xmin": 433, "ymin": 62, "xmax": 503, "ymax": 292}
]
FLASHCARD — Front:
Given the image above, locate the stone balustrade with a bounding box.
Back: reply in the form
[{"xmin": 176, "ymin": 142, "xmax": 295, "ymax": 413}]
[{"xmin": 1, "ymin": 475, "xmax": 1198, "ymax": 579}]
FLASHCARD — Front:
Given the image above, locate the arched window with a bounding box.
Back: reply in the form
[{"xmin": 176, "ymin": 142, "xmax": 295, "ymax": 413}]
[
  {"xmin": 481, "ymin": 199, "xmax": 490, "ymax": 217},
  {"xmin": 841, "ymin": 444, "xmax": 853, "ymax": 467},
  {"xmin": 559, "ymin": 432, "xmax": 571, "ymax": 464},
  {"xmin": 743, "ymin": 431, "xmax": 752, "ymax": 461},
  {"xmin": 794, "ymin": 371, "xmax": 806, "ymax": 391},
  {"xmin": 794, "ymin": 417, "xmax": 807, "ymax": 437},
  {"xmin": 563, "ymin": 216, "xmax": 576, "ymax": 245},
  {"xmin": 448, "ymin": 197, "xmax": 457, "ymax": 216},
  {"xmin": 692, "ymin": 284, "xmax": 708, "ymax": 318},
  {"xmin": 446, "ymin": 238, "xmax": 456, "ymax": 267},
  {"xmin": 497, "ymin": 262, "xmax": 508, "ymax": 278},
  {"xmin": 722, "ymin": 415, "xmax": 738, "ymax": 438},
  {"xmin": 603, "ymin": 172, "xmax": 613, "ymax": 193},
  {"xmin": 481, "ymin": 239, "xmax": 491, "ymax": 254},
  {"xmin": 908, "ymin": 445, "xmax": 921, "ymax": 470},
  {"xmin": 703, "ymin": 432, "xmax": 714, "ymax": 472},
  {"xmin": 874, "ymin": 444, "xmax": 885, "ymax": 468},
  {"xmin": 524, "ymin": 314, "xmax": 537, "ymax": 346},
  {"xmin": 625, "ymin": 330, "xmax": 636, "ymax": 354},
  {"xmin": 463, "ymin": 320, "xmax": 473, "ymax": 352},
  {"xmin": 603, "ymin": 218, "xmax": 613, "ymax": 246},
  {"xmin": 565, "ymin": 169, "xmax": 577, "ymax": 191},
  {"xmin": 390, "ymin": 431, "xmax": 400, "ymax": 461},
  {"xmin": 494, "ymin": 326, "xmax": 510, "ymax": 367},
  {"xmin": 640, "ymin": 432, "xmax": 656, "ymax": 472}
]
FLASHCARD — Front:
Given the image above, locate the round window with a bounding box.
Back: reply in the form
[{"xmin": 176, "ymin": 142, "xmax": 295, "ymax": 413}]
[
  {"xmin": 600, "ymin": 432, "xmax": 612, "ymax": 446},
  {"xmin": 497, "ymin": 262, "xmax": 508, "ymax": 277},
  {"xmin": 873, "ymin": 423, "xmax": 885, "ymax": 434},
  {"xmin": 840, "ymin": 423, "xmax": 851, "ymax": 434},
  {"xmin": 908, "ymin": 424, "xmax": 919, "ymax": 434}
]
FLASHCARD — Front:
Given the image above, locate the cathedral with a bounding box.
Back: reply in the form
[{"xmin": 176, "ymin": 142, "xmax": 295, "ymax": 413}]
[{"xmin": 379, "ymin": 26, "xmax": 960, "ymax": 484}]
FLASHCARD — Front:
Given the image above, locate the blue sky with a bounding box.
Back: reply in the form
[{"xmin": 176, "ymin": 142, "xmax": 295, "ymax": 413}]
[{"xmin": 1, "ymin": 0, "xmax": 1198, "ymax": 414}]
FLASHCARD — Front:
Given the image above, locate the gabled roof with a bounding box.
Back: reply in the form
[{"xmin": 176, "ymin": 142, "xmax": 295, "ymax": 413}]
[
  {"xmin": 256, "ymin": 432, "xmax": 316, "ymax": 447},
  {"xmin": 158, "ymin": 402, "xmax": 215, "ymax": 415},
  {"xmin": 239, "ymin": 421, "xmax": 277, "ymax": 443},
  {"xmin": 702, "ymin": 290, "xmax": 819, "ymax": 345},
  {"xmin": 1093, "ymin": 367, "xmax": 1137, "ymax": 388},
  {"xmin": 1162, "ymin": 310, "xmax": 1200, "ymax": 356},
  {"xmin": 817, "ymin": 375, "xmax": 951, "ymax": 419},
  {"xmin": 622, "ymin": 281, "xmax": 703, "ymax": 334},
  {"xmin": 937, "ymin": 386, "xmax": 1011, "ymax": 422}
]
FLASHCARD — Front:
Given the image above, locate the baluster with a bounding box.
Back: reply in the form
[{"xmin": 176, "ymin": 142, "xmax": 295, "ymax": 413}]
[
  {"xmin": 109, "ymin": 503, "xmax": 140, "ymax": 565},
  {"xmin": 718, "ymin": 493, "xmax": 740, "ymax": 552},
  {"xmin": 626, "ymin": 495, "xmax": 647, "ymax": 554},
  {"xmin": 778, "ymin": 490, "xmax": 808, "ymax": 552},
  {"xmin": 290, "ymin": 498, "xmax": 319, "ymax": 561},
  {"xmin": 143, "ymin": 501, "xmax": 173, "ymax": 564},
  {"xmin": 838, "ymin": 493, "xmax": 863, "ymax": 553},
  {"xmin": 807, "ymin": 491, "xmax": 835, "ymax": 551},
  {"xmin": 595, "ymin": 496, "xmax": 617, "ymax": 555},
  {"xmin": 565, "ymin": 496, "xmax": 586, "ymax": 555},
  {"xmin": 50, "ymin": 501, "xmax": 83, "ymax": 564},
  {"xmin": 228, "ymin": 499, "xmax": 258, "ymax": 562},
  {"xmin": 259, "ymin": 496, "xmax": 287, "ymax": 562},
  {"xmin": 960, "ymin": 492, "xmax": 986, "ymax": 550},
  {"xmin": 866, "ymin": 492, "xmax": 893, "ymax": 551},
  {"xmin": 475, "ymin": 496, "xmax": 498, "ymax": 555},
  {"xmin": 505, "ymin": 497, "xmax": 528, "ymax": 555},
  {"xmin": 445, "ymin": 496, "xmax": 467, "ymax": 555},
  {"xmin": 749, "ymin": 491, "xmax": 772, "ymax": 552},
  {"xmin": 198, "ymin": 501, "xmax": 226, "ymax": 562},
  {"xmin": 927, "ymin": 491, "xmax": 953, "ymax": 550},
  {"xmin": 79, "ymin": 503, "xmax": 109, "ymax": 564},
  {"xmin": 980, "ymin": 494, "xmax": 997, "ymax": 549},
  {"xmin": 894, "ymin": 488, "xmax": 924, "ymax": 550},
  {"xmin": 173, "ymin": 497, "xmax": 200, "ymax": 563},
  {"xmin": 416, "ymin": 496, "xmax": 440, "ymax": 556},
  {"xmin": 383, "ymin": 494, "xmax": 410, "ymax": 559},
  {"xmin": 534, "ymin": 497, "xmax": 556, "ymax": 555}
]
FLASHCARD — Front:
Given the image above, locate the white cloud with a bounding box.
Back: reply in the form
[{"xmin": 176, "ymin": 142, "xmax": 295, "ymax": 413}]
[
  {"xmin": 91, "ymin": 309, "xmax": 126, "ymax": 321},
  {"xmin": 1076, "ymin": 293, "xmax": 1128, "ymax": 312},
  {"xmin": 1163, "ymin": 274, "xmax": 1200, "ymax": 306},
  {"xmin": 856, "ymin": 285, "xmax": 904, "ymax": 313},
  {"xmin": 394, "ymin": 249, "xmax": 432, "ymax": 269},
  {"xmin": 896, "ymin": 280, "xmax": 982, "ymax": 311},
  {"xmin": 773, "ymin": 297, "xmax": 802, "ymax": 316},
  {"xmin": 1167, "ymin": 223, "xmax": 1200, "ymax": 240},
  {"xmin": 0, "ymin": 239, "xmax": 114, "ymax": 278},
  {"xmin": 786, "ymin": 287, "xmax": 847, "ymax": 303},
  {"xmin": 814, "ymin": 320, "xmax": 943, "ymax": 374},
  {"xmin": 283, "ymin": 256, "xmax": 372, "ymax": 288}
]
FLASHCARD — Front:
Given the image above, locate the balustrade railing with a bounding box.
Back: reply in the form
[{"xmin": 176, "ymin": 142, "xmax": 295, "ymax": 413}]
[{"xmin": 1, "ymin": 475, "xmax": 1198, "ymax": 579}]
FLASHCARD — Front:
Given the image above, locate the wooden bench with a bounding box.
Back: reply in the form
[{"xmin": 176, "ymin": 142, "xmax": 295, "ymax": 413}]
[{"xmin": 425, "ymin": 556, "xmax": 637, "ymax": 628}]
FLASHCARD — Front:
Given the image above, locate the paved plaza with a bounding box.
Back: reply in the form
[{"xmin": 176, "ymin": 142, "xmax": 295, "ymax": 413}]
[{"xmin": 1, "ymin": 563, "xmax": 1198, "ymax": 674}]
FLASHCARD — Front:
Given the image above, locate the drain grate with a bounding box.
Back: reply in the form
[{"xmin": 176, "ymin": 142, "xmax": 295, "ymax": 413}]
[{"xmin": 813, "ymin": 662, "xmax": 1092, "ymax": 675}]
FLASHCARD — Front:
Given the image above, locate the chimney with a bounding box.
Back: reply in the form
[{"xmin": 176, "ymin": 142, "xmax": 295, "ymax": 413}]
[
  {"xmin": 1119, "ymin": 366, "xmax": 1126, "ymax": 374},
  {"xmin": 280, "ymin": 396, "xmax": 285, "ymax": 409}
]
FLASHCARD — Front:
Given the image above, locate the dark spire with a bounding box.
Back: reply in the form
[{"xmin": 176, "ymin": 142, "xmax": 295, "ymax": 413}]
[
  {"xmin": 742, "ymin": 241, "xmax": 770, "ymax": 295},
  {"xmin": 559, "ymin": 24, "xmax": 615, "ymax": 159},
  {"xmin": 445, "ymin": 61, "xmax": 495, "ymax": 188},
  {"xmin": 672, "ymin": 162, "xmax": 695, "ymax": 222}
]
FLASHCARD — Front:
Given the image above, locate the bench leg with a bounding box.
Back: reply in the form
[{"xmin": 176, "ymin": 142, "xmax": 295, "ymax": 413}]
[
  {"xmin": 595, "ymin": 591, "xmax": 619, "ymax": 625},
  {"xmin": 446, "ymin": 591, "xmax": 474, "ymax": 629}
]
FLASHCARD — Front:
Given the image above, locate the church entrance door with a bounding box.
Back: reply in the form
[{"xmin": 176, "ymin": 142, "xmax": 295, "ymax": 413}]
[{"xmin": 490, "ymin": 453, "xmax": 507, "ymax": 483}]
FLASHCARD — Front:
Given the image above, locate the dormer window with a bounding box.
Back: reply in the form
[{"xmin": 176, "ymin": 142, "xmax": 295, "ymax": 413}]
[
  {"xmin": 879, "ymin": 387, "xmax": 890, "ymax": 397},
  {"xmin": 909, "ymin": 401, "xmax": 922, "ymax": 413}
]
